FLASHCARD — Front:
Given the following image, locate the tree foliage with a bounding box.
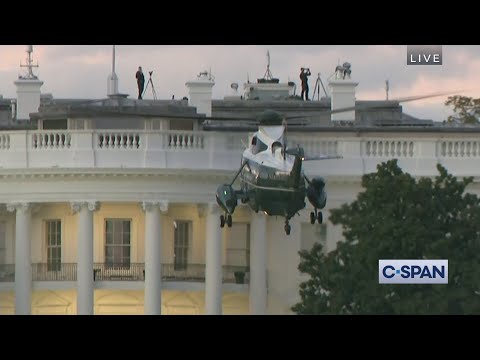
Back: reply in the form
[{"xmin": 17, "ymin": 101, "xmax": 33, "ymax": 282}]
[
  {"xmin": 292, "ymin": 159, "xmax": 480, "ymax": 314},
  {"xmin": 445, "ymin": 95, "xmax": 480, "ymax": 124}
]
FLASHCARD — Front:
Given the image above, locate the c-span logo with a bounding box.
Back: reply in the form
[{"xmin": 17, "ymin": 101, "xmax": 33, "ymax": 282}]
[{"xmin": 379, "ymin": 260, "xmax": 448, "ymax": 284}]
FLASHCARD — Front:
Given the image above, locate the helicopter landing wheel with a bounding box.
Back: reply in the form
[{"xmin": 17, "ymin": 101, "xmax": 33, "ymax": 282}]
[
  {"xmin": 317, "ymin": 211, "xmax": 323, "ymax": 224},
  {"xmin": 220, "ymin": 215, "xmax": 225, "ymax": 228},
  {"xmin": 227, "ymin": 214, "xmax": 233, "ymax": 228},
  {"xmin": 310, "ymin": 212, "xmax": 316, "ymax": 225}
]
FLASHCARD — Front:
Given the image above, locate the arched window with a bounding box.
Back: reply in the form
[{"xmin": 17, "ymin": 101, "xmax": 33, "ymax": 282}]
[{"xmin": 272, "ymin": 141, "xmax": 282, "ymax": 154}]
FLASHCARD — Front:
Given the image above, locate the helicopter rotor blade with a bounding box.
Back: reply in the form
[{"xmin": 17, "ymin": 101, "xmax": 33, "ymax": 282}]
[
  {"xmin": 302, "ymin": 155, "xmax": 343, "ymax": 161},
  {"xmin": 168, "ymin": 89, "xmax": 475, "ymax": 124},
  {"xmin": 284, "ymin": 89, "xmax": 471, "ymax": 119},
  {"xmin": 329, "ymin": 90, "xmax": 468, "ymax": 115}
]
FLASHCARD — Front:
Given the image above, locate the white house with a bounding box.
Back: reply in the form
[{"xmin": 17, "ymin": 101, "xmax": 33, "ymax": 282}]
[{"xmin": 0, "ymin": 47, "xmax": 478, "ymax": 315}]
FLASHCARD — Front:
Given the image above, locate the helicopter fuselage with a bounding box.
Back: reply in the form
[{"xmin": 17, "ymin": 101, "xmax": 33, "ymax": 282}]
[
  {"xmin": 215, "ymin": 120, "xmax": 331, "ymax": 234},
  {"xmin": 239, "ymin": 149, "xmax": 306, "ymax": 219}
]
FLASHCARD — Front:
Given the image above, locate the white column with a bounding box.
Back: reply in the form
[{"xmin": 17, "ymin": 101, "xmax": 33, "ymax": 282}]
[
  {"xmin": 142, "ymin": 201, "xmax": 168, "ymax": 315},
  {"xmin": 7, "ymin": 203, "xmax": 32, "ymax": 315},
  {"xmin": 72, "ymin": 201, "xmax": 98, "ymax": 315},
  {"xmin": 249, "ymin": 212, "xmax": 267, "ymax": 315},
  {"xmin": 205, "ymin": 203, "xmax": 222, "ymax": 315}
]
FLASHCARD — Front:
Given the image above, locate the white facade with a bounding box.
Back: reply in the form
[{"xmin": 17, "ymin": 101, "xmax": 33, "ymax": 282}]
[
  {"xmin": 0, "ymin": 125, "xmax": 479, "ymax": 314},
  {"xmin": 0, "ymin": 56, "xmax": 478, "ymax": 315}
]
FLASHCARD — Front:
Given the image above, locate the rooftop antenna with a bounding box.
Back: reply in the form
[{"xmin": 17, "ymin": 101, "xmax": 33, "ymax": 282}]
[
  {"xmin": 385, "ymin": 79, "xmax": 390, "ymax": 100},
  {"xmin": 112, "ymin": 45, "xmax": 116, "ymax": 73},
  {"xmin": 19, "ymin": 45, "xmax": 39, "ymax": 79},
  {"xmin": 108, "ymin": 45, "xmax": 119, "ymax": 96},
  {"xmin": 263, "ymin": 50, "xmax": 273, "ymax": 80}
]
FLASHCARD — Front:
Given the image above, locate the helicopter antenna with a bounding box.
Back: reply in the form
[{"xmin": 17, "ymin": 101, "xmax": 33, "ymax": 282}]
[{"xmin": 385, "ymin": 80, "xmax": 390, "ymax": 100}]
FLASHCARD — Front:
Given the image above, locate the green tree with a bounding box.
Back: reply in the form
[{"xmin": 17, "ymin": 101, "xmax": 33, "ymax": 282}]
[
  {"xmin": 292, "ymin": 159, "xmax": 480, "ymax": 314},
  {"xmin": 445, "ymin": 95, "xmax": 480, "ymax": 124}
]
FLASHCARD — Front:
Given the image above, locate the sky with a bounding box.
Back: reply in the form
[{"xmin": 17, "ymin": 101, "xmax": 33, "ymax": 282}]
[{"xmin": 0, "ymin": 45, "xmax": 479, "ymax": 122}]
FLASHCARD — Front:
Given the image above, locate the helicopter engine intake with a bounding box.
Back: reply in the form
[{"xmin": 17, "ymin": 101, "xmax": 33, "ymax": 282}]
[
  {"xmin": 306, "ymin": 177, "xmax": 327, "ymax": 210},
  {"xmin": 215, "ymin": 184, "xmax": 238, "ymax": 215}
]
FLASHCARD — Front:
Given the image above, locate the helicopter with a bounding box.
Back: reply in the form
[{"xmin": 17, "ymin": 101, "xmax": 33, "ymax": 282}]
[
  {"xmin": 213, "ymin": 90, "xmax": 466, "ymax": 235},
  {"xmin": 215, "ymin": 109, "xmax": 341, "ymax": 235}
]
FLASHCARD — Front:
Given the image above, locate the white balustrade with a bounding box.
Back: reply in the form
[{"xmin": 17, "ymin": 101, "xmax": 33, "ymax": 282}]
[
  {"xmin": 31, "ymin": 131, "xmax": 72, "ymax": 149},
  {"xmin": 365, "ymin": 140, "xmax": 415, "ymax": 158},
  {"xmin": 439, "ymin": 140, "xmax": 480, "ymax": 158},
  {"xmin": 0, "ymin": 130, "xmax": 478, "ymax": 177},
  {"xmin": 164, "ymin": 131, "xmax": 205, "ymax": 149},
  {"xmin": 97, "ymin": 132, "xmax": 141, "ymax": 149}
]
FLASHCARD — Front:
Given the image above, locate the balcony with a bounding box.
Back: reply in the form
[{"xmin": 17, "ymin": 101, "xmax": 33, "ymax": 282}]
[
  {"xmin": 0, "ymin": 129, "xmax": 478, "ymax": 178},
  {"xmin": 0, "ymin": 263, "xmax": 250, "ymax": 284}
]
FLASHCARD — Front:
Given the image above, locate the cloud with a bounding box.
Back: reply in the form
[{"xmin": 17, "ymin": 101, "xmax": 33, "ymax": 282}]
[{"xmin": 0, "ymin": 45, "xmax": 478, "ymax": 122}]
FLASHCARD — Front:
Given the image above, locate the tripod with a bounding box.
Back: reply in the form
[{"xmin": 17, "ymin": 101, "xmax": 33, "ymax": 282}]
[
  {"xmin": 142, "ymin": 71, "xmax": 157, "ymax": 100},
  {"xmin": 312, "ymin": 73, "xmax": 328, "ymax": 101}
]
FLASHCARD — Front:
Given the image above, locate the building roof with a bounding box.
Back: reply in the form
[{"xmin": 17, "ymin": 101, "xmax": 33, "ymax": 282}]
[{"xmin": 30, "ymin": 96, "xmax": 204, "ymax": 121}]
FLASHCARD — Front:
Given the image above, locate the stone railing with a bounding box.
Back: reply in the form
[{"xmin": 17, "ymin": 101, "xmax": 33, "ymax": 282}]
[
  {"xmin": 0, "ymin": 130, "xmax": 479, "ymax": 177},
  {"xmin": 2, "ymin": 263, "xmax": 250, "ymax": 284}
]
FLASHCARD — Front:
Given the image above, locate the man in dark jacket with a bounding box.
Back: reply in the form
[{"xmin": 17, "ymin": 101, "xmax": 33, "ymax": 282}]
[
  {"xmin": 136, "ymin": 66, "xmax": 145, "ymax": 99},
  {"xmin": 300, "ymin": 67, "xmax": 311, "ymax": 101}
]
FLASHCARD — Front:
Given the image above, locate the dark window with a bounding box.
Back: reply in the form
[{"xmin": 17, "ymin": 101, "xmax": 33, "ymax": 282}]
[
  {"xmin": 170, "ymin": 120, "xmax": 194, "ymax": 131},
  {"xmin": 105, "ymin": 219, "xmax": 131, "ymax": 267},
  {"xmin": 43, "ymin": 119, "xmax": 68, "ymax": 130},
  {"xmin": 174, "ymin": 221, "xmax": 190, "ymax": 270},
  {"xmin": 46, "ymin": 220, "xmax": 61, "ymax": 271}
]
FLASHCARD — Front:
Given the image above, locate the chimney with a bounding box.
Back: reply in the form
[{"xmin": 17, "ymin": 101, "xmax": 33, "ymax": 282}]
[
  {"xmin": 14, "ymin": 45, "xmax": 43, "ymax": 121},
  {"xmin": 328, "ymin": 62, "xmax": 358, "ymax": 122},
  {"xmin": 185, "ymin": 70, "xmax": 215, "ymax": 117}
]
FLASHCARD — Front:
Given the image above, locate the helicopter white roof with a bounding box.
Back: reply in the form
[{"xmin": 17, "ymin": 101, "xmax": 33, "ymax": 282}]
[{"xmin": 257, "ymin": 125, "xmax": 284, "ymax": 144}]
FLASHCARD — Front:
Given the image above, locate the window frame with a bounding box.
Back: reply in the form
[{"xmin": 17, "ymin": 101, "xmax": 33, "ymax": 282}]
[
  {"xmin": 104, "ymin": 218, "xmax": 132, "ymax": 268},
  {"xmin": 46, "ymin": 219, "xmax": 62, "ymax": 271}
]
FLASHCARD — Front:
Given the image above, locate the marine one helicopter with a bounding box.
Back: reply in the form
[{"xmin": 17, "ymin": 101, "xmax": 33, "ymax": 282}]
[
  {"xmin": 215, "ymin": 109, "xmax": 341, "ymax": 235},
  {"xmin": 213, "ymin": 89, "xmax": 466, "ymax": 235}
]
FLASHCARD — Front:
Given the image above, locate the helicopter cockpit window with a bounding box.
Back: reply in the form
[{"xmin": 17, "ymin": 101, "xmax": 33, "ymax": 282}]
[
  {"xmin": 251, "ymin": 136, "xmax": 268, "ymax": 155},
  {"xmin": 272, "ymin": 141, "xmax": 282, "ymax": 154}
]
